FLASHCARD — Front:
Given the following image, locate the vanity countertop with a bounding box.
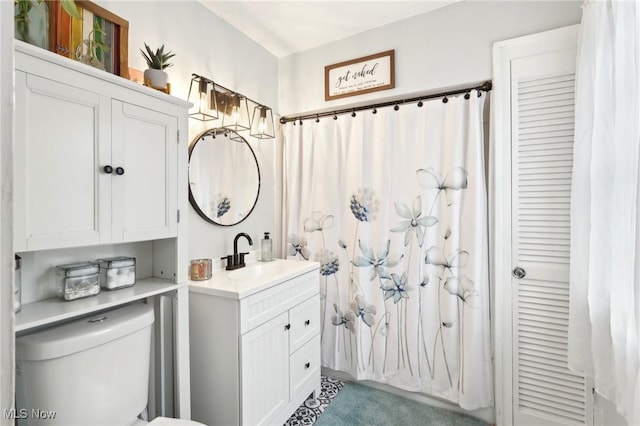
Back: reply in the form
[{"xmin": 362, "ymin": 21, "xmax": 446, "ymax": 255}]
[{"xmin": 188, "ymin": 259, "xmax": 319, "ymax": 300}]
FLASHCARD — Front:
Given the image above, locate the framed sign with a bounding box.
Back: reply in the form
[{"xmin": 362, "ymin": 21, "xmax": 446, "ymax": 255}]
[
  {"xmin": 324, "ymin": 50, "xmax": 395, "ymax": 101},
  {"xmin": 48, "ymin": 0, "xmax": 129, "ymax": 78}
]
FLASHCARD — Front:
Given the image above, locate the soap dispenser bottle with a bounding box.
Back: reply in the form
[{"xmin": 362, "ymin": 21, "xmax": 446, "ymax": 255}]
[{"xmin": 261, "ymin": 232, "xmax": 273, "ymax": 262}]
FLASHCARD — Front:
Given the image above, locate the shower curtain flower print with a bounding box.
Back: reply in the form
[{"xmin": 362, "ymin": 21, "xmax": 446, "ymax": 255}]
[{"xmin": 288, "ymin": 169, "xmax": 475, "ymax": 391}]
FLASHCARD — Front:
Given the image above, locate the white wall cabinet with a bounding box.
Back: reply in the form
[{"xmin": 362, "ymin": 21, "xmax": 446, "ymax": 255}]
[
  {"xmin": 14, "ymin": 56, "xmax": 178, "ymax": 252},
  {"xmin": 189, "ymin": 261, "xmax": 321, "ymax": 426},
  {"xmin": 12, "ymin": 40, "xmax": 192, "ymax": 419}
]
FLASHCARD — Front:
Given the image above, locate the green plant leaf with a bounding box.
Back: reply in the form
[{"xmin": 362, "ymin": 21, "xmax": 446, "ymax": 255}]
[
  {"xmin": 60, "ymin": 0, "xmax": 81, "ymax": 19},
  {"xmin": 140, "ymin": 42, "xmax": 175, "ymax": 70}
]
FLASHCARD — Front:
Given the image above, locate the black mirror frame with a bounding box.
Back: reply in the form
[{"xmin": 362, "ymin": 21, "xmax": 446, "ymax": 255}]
[{"xmin": 188, "ymin": 128, "xmax": 261, "ymax": 227}]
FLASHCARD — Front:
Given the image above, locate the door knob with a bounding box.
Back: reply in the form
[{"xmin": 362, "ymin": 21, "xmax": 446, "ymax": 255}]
[{"xmin": 512, "ymin": 266, "xmax": 526, "ymax": 279}]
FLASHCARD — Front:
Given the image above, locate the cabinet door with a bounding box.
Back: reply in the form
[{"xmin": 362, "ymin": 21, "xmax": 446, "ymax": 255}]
[
  {"xmin": 14, "ymin": 71, "xmax": 111, "ymax": 251},
  {"xmin": 240, "ymin": 312, "xmax": 289, "ymax": 425},
  {"xmin": 111, "ymin": 101, "xmax": 177, "ymax": 243}
]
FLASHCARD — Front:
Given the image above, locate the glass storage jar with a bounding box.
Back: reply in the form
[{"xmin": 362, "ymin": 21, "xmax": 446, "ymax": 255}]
[
  {"xmin": 14, "ymin": 255, "xmax": 21, "ymax": 313},
  {"xmin": 55, "ymin": 262, "xmax": 100, "ymax": 301},
  {"xmin": 96, "ymin": 256, "xmax": 136, "ymax": 290}
]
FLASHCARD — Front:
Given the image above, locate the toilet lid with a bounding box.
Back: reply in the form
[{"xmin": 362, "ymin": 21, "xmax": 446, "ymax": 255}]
[{"xmin": 148, "ymin": 417, "xmax": 206, "ymax": 426}]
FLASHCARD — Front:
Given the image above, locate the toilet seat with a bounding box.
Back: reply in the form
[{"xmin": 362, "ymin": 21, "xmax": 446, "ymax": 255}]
[
  {"xmin": 150, "ymin": 417, "xmax": 205, "ymax": 426},
  {"xmin": 133, "ymin": 417, "xmax": 205, "ymax": 426}
]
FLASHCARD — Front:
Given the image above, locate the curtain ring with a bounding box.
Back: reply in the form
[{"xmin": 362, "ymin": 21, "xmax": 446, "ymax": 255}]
[
  {"xmin": 442, "ymin": 95, "xmax": 449, "ymax": 104},
  {"xmin": 315, "ymin": 115, "xmax": 319, "ymax": 123},
  {"xmin": 464, "ymin": 91, "xmax": 470, "ymax": 100},
  {"xmin": 333, "ymin": 114, "xmax": 337, "ymax": 120},
  {"xmin": 372, "ymin": 108, "xmax": 377, "ymax": 114},
  {"xmin": 393, "ymin": 103, "xmax": 399, "ymax": 111},
  {"xmin": 299, "ymin": 118, "xmax": 303, "ymax": 125},
  {"xmin": 351, "ymin": 110, "xmax": 356, "ymax": 117},
  {"xmin": 417, "ymin": 100, "xmax": 423, "ymax": 107}
]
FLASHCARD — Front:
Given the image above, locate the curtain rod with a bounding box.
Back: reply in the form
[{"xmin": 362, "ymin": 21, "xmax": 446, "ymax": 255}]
[{"xmin": 279, "ymin": 80, "xmax": 492, "ymax": 124}]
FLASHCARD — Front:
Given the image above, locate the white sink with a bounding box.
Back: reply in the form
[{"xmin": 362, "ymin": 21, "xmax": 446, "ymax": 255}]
[
  {"xmin": 227, "ymin": 262, "xmax": 280, "ymax": 280},
  {"xmin": 189, "ymin": 259, "xmax": 320, "ymax": 299}
]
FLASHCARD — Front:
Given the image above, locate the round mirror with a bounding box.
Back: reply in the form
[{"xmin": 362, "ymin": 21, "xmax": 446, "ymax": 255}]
[{"xmin": 188, "ymin": 128, "xmax": 261, "ymax": 226}]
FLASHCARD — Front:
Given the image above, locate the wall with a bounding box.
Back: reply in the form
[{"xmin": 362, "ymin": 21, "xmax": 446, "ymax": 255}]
[
  {"xmin": 96, "ymin": 0, "xmax": 279, "ymax": 263},
  {"xmin": 279, "ymin": 0, "xmax": 583, "ymax": 116},
  {"xmin": 596, "ymin": 395, "xmax": 628, "ymax": 426}
]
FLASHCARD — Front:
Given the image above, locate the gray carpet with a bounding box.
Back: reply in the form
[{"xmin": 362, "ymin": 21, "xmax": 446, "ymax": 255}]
[{"xmin": 314, "ymin": 381, "xmax": 489, "ymax": 426}]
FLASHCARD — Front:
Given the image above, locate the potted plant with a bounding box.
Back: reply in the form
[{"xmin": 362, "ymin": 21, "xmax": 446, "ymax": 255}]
[{"xmin": 140, "ymin": 43, "xmax": 176, "ymax": 89}]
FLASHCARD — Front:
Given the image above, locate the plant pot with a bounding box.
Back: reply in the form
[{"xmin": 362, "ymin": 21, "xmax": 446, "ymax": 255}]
[{"xmin": 144, "ymin": 68, "xmax": 168, "ymax": 89}]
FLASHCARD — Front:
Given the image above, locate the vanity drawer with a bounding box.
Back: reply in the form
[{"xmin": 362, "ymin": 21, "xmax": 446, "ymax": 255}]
[
  {"xmin": 289, "ymin": 334, "xmax": 320, "ymax": 399},
  {"xmin": 289, "ymin": 295, "xmax": 320, "ymax": 353},
  {"xmin": 240, "ymin": 270, "xmax": 318, "ymax": 334}
]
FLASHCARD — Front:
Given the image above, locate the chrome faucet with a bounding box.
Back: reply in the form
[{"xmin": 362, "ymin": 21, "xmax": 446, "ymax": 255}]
[{"xmin": 222, "ymin": 232, "xmax": 253, "ymax": 270}]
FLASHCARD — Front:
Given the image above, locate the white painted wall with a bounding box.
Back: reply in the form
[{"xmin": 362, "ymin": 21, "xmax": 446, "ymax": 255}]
[
  {"xmin": 94, "ymin": 1, "xmax": 280, "ymax": 263},
  {"xmin": 279, "ymin": 0, "xmax": 583, "ymax": 116},
  {"xmin": 0, "ymin": 1, "xmax": 14, "ymax": 422}
]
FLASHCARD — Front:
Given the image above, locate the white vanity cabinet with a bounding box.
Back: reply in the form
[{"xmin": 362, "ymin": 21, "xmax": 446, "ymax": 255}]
[
  {"xmin": 189, "ymin": 260, "xmax": 321, "ymax": 426},
  {"xmin": 14, "ymin": 43, "xmax": 178, "ymax": 252}
]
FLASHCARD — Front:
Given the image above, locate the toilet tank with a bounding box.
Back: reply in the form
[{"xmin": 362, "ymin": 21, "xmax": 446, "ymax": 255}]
[{"xmin": 16, "ymin": 303, "xmax": 154, "ymax": 426}]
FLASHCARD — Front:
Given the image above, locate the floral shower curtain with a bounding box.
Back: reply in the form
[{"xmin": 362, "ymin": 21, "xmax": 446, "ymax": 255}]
[{"xmin": 282, "ymin": 92, "xmax": 493, "ymax": 410}]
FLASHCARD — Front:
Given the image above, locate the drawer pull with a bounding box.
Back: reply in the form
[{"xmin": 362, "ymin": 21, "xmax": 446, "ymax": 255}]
[
  {"xmin": 304, "ymin": 319, "xmax": 310, "ymax": 326},
  {"xmin": 284, "ymin": 324, "xmax": 291, "ymax": 331},
  {"xmin": 115, "ymin": 166, "xmax": 125, "ymax": 175},
  {"xmin": 304, "ymin": 362, "xmax": 310, "ymax": 369},
  {"xmin": 103, "ymin": 165, "xmax": 113, "ymax": 174}
]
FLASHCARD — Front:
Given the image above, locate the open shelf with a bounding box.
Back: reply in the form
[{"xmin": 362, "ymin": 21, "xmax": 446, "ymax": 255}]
[{"xmin": 16, "ymin": 277, "xmax": 185, "ymax": 333}]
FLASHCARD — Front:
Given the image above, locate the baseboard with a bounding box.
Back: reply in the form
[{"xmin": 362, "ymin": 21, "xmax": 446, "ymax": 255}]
[{"xmin": 321, "ymin": 367, "xmax": 496, "ymax": 425}]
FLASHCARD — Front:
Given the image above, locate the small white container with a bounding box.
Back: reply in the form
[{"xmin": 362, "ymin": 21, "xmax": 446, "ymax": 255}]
[
  {"xmin": 55, "ymin": 262, "xmax": 100, "ymax": 301},
  {"xmin": 97, "ymin": 256, "xmax": 136, "ymax": 290}
]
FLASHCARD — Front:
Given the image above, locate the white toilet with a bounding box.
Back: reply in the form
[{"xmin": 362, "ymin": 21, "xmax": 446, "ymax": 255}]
[{"xmin": 15, "ymin": 303, "xmax": 203, "ymax": 426}]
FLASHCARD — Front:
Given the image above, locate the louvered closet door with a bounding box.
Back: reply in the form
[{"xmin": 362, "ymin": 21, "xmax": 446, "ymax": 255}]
[{"xmin": 511, "ymin": 49, "xmax": 593, "ymax": 426}]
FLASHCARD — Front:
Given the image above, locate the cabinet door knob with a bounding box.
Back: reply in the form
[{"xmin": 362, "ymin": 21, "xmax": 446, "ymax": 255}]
[
  {"xmin": 115, "ymin": 167, "xmax": 125, "ymax": 175},
  {"xmin": 304, "ymin": 319, "xmax": 310, "ymax": 326},
  {"xmin": 103, "ymin": 165, "xmax": 113, "ymax": 174},
  {"xmin": 304, "ymin": 362, "xmax": 310, "ymax": 369},
  {"xmin": 284, "ymin": 324, "xmax": 291, "ymax": 331}
]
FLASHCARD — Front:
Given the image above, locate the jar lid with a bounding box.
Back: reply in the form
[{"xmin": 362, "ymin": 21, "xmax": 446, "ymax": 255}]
[
  {"xmin": 97, "ymin": 256, "xmax": 136, "ymax": 268},
  {"xmin": 56, "ymin": 262, "xmax": 99, "ymax": 276}
]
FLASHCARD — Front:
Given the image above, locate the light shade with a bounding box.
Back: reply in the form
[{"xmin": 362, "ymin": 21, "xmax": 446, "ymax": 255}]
[
  {"xmin": 250, "ymin": 106, "xmax": 275, "ymax": 139},
  {"xmin": 188, "ymin": 76, "xmax": 218, "ymax": 121},
  {"xmin": 221, "ymin": 93, "xmax": 251, "ymax": 132}
]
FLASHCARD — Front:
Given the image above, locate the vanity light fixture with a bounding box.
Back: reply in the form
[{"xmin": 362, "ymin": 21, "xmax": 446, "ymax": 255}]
[
  {"xmin": 250, "ymin": 106, "xmax": 275, "ymax": 139},
  {"xmin": 189, "ymin": 73, "xmax": 276, "ymax": 139},
  {"xmin": 221, "ymin": 92, "xmax": 251, "ymax": 132},
  {"xmin": 188, "ymin": 75, "xmax": 218, "ymax": 121}
]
